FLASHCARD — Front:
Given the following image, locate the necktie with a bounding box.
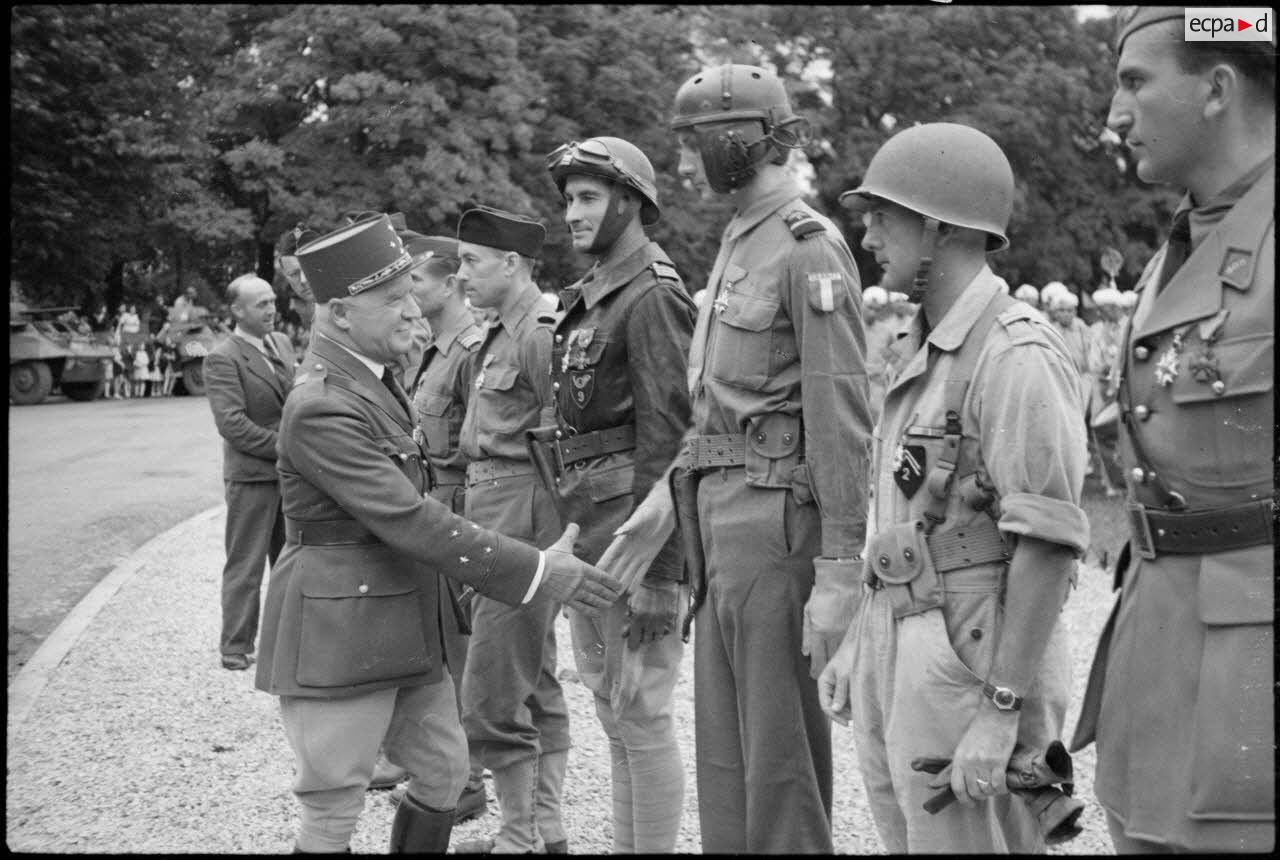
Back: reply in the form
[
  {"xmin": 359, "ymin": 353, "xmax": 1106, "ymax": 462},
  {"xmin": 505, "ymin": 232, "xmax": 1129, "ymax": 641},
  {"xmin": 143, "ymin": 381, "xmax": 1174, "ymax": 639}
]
[
  {"xmin": 262, "ymin": 336, "xmax": 291, "ymax": 383},
  {"xmin": 1155, "ymin": 210, "xmax": 1191, "ymax": 295},
  {"xmin": 381, "ymin": 366, "xmax": 412, "ymax": 418}
]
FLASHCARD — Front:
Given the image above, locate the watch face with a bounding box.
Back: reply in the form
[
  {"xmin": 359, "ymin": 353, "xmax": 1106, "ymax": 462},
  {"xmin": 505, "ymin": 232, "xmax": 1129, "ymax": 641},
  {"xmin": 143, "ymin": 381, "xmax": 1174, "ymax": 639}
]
[{"xmin": 993, "ymin": 688, "xmax": 1017, "ymax": 709}]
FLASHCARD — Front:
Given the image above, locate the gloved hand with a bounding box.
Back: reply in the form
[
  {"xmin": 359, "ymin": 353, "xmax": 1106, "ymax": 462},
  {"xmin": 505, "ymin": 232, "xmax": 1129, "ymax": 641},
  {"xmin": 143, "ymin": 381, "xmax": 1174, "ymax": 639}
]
[
  {"xmin": 801, "ymin": 557, "xmax": 861, "ymax": 679},
  {"xmin": 541, "ymin": 523, "xmax": 624, "ymax": 616},
  {"xmin": 596, "ymin": 481, "xmax": 677, "ymax": 596},
  {"xmin": 622, "ymin": 579, "xmax": 680, "ymax": 651}
]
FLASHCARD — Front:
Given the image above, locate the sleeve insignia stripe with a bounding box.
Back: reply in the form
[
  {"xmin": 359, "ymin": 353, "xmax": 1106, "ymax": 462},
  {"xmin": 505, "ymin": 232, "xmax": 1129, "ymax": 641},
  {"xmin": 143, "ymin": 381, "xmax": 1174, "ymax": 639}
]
[
  {"xmin": 651, "ymin": 261, "xmax": 680, "ymax": 281},
  {"xmin": 784, "ymin": 210, "xmax": 826, "ymax": 239},
  {"xmin": 807, "ymin": 271, "xmax": 843, "ymax": 312}
]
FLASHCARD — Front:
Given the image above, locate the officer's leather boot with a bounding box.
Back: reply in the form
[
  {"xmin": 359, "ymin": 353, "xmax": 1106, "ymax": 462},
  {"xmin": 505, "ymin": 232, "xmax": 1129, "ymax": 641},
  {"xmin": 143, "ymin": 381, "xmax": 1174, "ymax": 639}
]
[
  {"xmin": 534, "ymin": 749, "xmax": 570, "ymax": 854},
  {"xmin": 388, "ymin": 790, "xmax": 454, "ymax": 853},
  {"xmin": 455, "ymin": 756, "xmax": 541, "ymax": 853}
]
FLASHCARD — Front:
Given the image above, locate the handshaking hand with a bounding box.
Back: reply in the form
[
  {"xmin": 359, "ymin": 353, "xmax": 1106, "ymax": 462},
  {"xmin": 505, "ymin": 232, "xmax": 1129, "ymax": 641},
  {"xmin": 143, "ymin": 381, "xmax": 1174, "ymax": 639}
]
[
  {"xmin": 540, "ymin": 523, "xmax": 624, "ymax": 616},
  {"xmin": 595, "ymin": 481, "xmax": 677, "ymax": 596}
]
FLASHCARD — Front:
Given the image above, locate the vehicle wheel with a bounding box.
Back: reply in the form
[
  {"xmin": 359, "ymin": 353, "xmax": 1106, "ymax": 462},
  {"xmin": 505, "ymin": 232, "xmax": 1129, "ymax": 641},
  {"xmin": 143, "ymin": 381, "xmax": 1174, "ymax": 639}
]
[
  {"xmin": 61, "ymin": 380, "xmax": 104, "ymax": 402},
  {"xmin": 182, "ymin": 360, "xmax": 206, "ymax": 396},
  {"xmin": 10, "ymin": 361, "xmax": 54, "ymax": 405}
]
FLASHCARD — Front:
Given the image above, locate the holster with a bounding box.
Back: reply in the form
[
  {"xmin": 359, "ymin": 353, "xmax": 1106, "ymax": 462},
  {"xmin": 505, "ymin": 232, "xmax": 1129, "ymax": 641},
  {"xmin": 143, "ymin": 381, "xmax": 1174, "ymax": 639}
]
[
  {"xmin": 524, "ymin": 425, "xmax": 568, "ymax": 522},
  {"xmin": 864, "ymin": 520, "xmax": 943, "ymax": 619},
  {"xmin": 670, "ymin": 464, "xmax": 704, "ymax": 642}
]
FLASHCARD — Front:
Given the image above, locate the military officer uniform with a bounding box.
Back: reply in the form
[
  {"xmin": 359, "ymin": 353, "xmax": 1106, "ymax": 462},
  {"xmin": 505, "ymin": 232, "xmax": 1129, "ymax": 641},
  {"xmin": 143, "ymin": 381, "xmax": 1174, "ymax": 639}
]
[
  {"xmin": 1074, "ymin": 156, "xmax": 1275, "ymax": 853},
  {"xmin": 684, "ymin": 182, "xmax": 871, "ymax": 853},
  {"xmin": 544, "ymin": 232, "xmax": 695, "ymax": 850},
  {"xmin": 254, "ymin": 214, "xmax": 548, "ymax": 853},
  {"xmin": 455, "ymin": 208, "xmax": 569, "ymax": 853}
]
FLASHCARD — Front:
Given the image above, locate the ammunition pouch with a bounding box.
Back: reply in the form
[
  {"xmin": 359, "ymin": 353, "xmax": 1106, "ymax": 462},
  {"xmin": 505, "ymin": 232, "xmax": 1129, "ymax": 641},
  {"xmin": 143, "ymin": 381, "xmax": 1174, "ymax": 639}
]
[
  {"xmin": 865, "ymin": 520, "xmax": 943, "ymax": 619},
  {"xmin": 866, "ymin": 517, "xmax": 1010, "ymax": 620},
  {"xmin": 670, "ymin": 464, "xmax": 705, "ymax": 642},
  {"xmin": 744, "ymin": 412, "xmax": 803, "ymax": 489}
]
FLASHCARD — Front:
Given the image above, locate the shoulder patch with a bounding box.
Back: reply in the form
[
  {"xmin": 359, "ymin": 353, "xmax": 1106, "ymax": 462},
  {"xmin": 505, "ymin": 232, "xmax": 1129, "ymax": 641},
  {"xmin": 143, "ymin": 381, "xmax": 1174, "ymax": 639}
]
[
  {"xmin": 997, "ymin": 307, "xmax": 1052, "ymax": 347},
  {"xmin": 806, "ymin": 271, "xmax": 850, "ymax": 313},
  {"xmin": 650, "ymin": 260, "xmax": 681, "ymax": 282},
  {"xmin": 458, "ymin": 326, "xmax": 485, "ymax": 350},
  {"xmin": 783, "ymin": 209, "xmax": 827, "ymax": 240}
]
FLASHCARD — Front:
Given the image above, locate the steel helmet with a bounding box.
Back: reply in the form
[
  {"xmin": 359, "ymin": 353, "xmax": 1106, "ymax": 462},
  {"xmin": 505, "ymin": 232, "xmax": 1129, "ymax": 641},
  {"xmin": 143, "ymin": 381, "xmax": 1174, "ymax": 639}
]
[
  {"xmin": 862, "ymin": 285, "xmax": 889, "ymax": 307},
  {"xmin": 546, "ymin": 136, "xmax": 661, "ymax": 226},
  {"xmin": 670, "ymin": 64, "xmax": 811, "ymax": 193},
  {"xmin": 840, "ymin": 122, "xmax": 1015, "ymax": 251}
]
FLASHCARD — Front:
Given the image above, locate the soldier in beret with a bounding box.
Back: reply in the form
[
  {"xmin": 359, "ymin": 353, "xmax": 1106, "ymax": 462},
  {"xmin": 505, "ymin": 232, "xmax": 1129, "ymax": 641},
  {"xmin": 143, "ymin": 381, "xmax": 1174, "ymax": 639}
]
[
  {"xmin": 1071, "ymin": 7, "xmax": 1275, "ymax": 853},
  {"xmin": 449, "ymin": 206, "xmax": 571, "ymax": 854},
  {"xmin": 253, "ymin": 213, "xmax": 622, "ymax": 853}
]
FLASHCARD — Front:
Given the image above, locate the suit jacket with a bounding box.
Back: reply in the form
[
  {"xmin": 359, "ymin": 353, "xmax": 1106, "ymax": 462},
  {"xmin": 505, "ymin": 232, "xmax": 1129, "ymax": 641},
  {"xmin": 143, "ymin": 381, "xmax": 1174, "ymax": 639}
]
[
  {"xmin": 254, "ymin": 335, "xmax": 542, "ymax": 698},
  {"xmin": 204, "ymin": 331, "xmax": 296, "ymax": 483}
]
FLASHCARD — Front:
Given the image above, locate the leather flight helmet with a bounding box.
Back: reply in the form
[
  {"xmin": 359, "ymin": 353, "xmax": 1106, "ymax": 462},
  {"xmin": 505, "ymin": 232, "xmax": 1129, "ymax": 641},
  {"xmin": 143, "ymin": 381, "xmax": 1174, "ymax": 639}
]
[{"xmin": 547, "ymin": 136, "xmax": 661, "ymax": 225}]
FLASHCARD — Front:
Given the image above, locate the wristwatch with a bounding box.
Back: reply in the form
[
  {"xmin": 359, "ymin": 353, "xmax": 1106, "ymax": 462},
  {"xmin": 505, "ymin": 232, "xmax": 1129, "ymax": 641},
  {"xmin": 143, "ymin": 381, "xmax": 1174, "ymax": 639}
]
[{"xmin": 982, "ymin": 681, "xmax": 1023, "ymax": 712}]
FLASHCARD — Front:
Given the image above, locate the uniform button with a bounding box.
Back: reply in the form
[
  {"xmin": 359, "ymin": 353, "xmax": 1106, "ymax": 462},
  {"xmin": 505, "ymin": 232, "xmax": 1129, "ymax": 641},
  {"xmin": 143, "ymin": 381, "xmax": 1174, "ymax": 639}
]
[
  {"xmin": 783, "ymin": 433, "xmax": 794, "ymax": 444},
  {"xmin": 1130, "ymin": 467, "xmax": 1146, "ymax": 483},
  {"xmin": 555, "ymin": 334, "xmax": 564, "ymax": 343},
  {"xmin": 878, "ymin": 554, "xmax": 891, "ymax": 569},
  {"xmin": 554, "ymin": 430, "xmax": 563, "ymax": 439},
  {"xmin": 358, "ymin": 584, "xmax": 369, "ymax": 594},
  {"xmin": 1134, "ymin": 345, "xmax": 1150, "ymax": 361},
  {"xmin": 552, "ymin": 381, "xmax": 561, "ymax": 391},
  {"xmin": 755, "ymin": 432, "xmax": 767, "ymax": 443},
  {"xmin": 1211, "ymin": 380, "xmax": 1226, "ymax": 395},
  {"xmin": 902, "ymin": 548, "xmax": 915, "ymax": 563},
  {"xmin": 314, "ymin": 363, "xmax": 324, "ymax": 370},
  {"xmin": 1133, "ymin": 404, "xmax": 1150, "ymax": 421},
  {"xmin": 970, "ymin": 628, "xmax": 983, "ymax": 641}
]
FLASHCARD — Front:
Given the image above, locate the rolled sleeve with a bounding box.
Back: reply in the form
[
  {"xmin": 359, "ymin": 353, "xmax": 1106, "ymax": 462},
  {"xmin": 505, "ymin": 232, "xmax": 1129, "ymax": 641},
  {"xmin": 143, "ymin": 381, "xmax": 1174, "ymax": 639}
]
[
  {"xmin": 787, "ymin": 234, "xmax": 872, "ymax": 558},
  {"xmin": 976, "ymin": 339, "xmax": 1090, "ymax": 556}
]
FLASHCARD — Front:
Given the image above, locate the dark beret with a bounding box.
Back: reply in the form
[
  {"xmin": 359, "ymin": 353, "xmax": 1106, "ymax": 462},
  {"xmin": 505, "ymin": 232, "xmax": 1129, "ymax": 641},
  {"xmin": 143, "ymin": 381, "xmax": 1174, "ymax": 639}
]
[{"xmin": 457, "ymin": 205, "xmax": 545, "ymax": 258}]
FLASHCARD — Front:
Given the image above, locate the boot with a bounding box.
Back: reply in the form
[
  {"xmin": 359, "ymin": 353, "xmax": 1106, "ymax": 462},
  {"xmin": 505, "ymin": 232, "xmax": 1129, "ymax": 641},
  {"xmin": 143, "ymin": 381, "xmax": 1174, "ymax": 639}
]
[
  {"xmin": 455, "ymin": 757, "xmax": 540, "ymax": 853},
  {"xmin": 534, "ymin": 749, "xmax": 569, "ymax": 854},
  {"xmin": 389, "ymin": 790, "xmax": 454, "ymax": 853}
]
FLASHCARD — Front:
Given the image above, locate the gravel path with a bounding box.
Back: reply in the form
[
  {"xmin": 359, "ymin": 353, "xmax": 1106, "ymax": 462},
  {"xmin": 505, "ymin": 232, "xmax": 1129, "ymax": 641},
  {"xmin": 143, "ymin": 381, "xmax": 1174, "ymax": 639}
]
[{"xmin": 7, "ymin": 499, "xmax": 1120, "ymax": 853}]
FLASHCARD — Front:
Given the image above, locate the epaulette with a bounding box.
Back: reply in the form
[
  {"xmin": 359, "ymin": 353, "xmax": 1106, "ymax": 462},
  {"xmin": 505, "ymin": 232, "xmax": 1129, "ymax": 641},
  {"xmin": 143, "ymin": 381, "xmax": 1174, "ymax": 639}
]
[
  {"xmin": 997, "ymin": 306, "xmax": 1049, "ymax": 347},
  {"xmin": 458, "ymin": 325, "xmax": 485, "ymax": 350},
  {"xmin": 293, "ymin": 362, "xmax": 327, "ymax": 388},
  {"xmin": 783, "ymin": 209, "xmax": 826, "ymax": 240},
  {"xmin": 650, "ymin": 260, "xmax": 681, "ymax": 283}
]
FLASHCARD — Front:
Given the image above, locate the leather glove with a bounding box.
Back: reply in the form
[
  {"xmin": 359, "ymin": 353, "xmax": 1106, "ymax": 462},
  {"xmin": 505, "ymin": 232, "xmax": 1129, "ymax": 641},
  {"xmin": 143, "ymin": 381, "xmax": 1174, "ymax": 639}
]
[
  {"xmin": 540, "ymin": 523, "xmax": 624, "ymax": 617},
  {"xmin": 596, "ymin": 481, "xmax": 677, "ymax": 596},
  {"xmin": 622, "ymin": 579, "xmax": 680, "ymax": 651},
  {"xmin": 801, "ymin": 557, "xmax": 861, "ymax": 679}
]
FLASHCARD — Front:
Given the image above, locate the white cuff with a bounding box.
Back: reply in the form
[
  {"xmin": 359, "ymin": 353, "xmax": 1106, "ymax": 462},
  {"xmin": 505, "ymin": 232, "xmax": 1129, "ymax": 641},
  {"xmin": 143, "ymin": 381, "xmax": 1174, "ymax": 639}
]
[{"xmin": 521, "ymin": 551, "xmax": 546, "ymax": 604}]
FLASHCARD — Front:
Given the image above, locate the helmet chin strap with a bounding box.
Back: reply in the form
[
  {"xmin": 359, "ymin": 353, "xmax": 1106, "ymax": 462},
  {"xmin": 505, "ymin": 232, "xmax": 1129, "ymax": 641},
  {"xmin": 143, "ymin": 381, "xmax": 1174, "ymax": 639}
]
[
  {"xmin": 586, "ymin": 186, "xmax": 637, "ymax": 255},
  {"xmin": 905, "ymin": 217, "xmax": 940, "ymax": 303}
]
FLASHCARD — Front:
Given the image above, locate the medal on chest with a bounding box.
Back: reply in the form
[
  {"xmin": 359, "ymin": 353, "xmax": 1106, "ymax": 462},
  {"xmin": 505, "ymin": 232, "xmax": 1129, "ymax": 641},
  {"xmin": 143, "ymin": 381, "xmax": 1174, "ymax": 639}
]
[
  {"xmin": 1153, "ymin": 328, "xmax": 1186, "ymax": 387},
  {"xmin": 475, "ymin": 352, "xmax": 496, "ymax": 388},
  {"xmin": 891, "ymin": 441, "xmax": 926, "ymax": 500},
  {"xmin": 561, "ymin": 327, "xmax": 595, "ymax": 372}
]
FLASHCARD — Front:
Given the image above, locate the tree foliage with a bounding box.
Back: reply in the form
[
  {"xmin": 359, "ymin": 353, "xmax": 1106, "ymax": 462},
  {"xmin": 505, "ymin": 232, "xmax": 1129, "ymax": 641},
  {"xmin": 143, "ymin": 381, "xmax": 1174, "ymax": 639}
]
[{"xmin": 10, "ymin": 4, "xmax": 1178, "ymax": 312}]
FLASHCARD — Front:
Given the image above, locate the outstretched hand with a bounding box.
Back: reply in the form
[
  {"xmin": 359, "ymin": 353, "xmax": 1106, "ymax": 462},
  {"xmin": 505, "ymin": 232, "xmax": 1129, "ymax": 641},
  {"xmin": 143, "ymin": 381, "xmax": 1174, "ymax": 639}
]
[{"xmin": 540, "ymin": 523, "xmax": 624, "ymax": 616}]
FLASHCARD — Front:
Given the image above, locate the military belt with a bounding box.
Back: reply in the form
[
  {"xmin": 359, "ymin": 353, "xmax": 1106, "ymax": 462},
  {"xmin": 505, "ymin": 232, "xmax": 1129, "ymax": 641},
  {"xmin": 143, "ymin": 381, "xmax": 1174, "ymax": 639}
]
[
  {"xmin": 285, "ymin": 518, "xmax": 379, "ymax": 547},
  {"xmin": 431, "ymin": 466, "xmax": 467, "ymax": 488},
  {"xmin": 1127, "ymin": 498, "xmax": 1274, "ymax": 560},
  {"xmin": 685, "ymin": 433, "xmax": 747, "ymax": 471},
  {"xmin": 867, "ymin": 517, "xmax": 1010, "ymax": 589},
  {"xmin": 555, "ymin": 424, "xmax": 635, "ymax": 471},
  {"xmin": 466, "ymin": 457, "xmax": 537, "ymax": 486}
]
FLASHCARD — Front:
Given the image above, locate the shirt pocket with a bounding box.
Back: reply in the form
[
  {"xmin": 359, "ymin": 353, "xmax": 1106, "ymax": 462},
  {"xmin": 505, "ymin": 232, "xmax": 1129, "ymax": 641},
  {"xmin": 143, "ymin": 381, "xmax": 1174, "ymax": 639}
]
[
  {"xmin": 474, "ymin": 363, "xmax": 524, "ymax": 434},
  {"xmin": 1164, "ymin": 331, "xmax": 1272, "ymax": 490},
  {"xmin": 709, "ymin": 266, "xmax": 779, "ymax": 391},
  {"xmin": 415, "ymin": 391, "xmax": 455, "ymax": 458}
]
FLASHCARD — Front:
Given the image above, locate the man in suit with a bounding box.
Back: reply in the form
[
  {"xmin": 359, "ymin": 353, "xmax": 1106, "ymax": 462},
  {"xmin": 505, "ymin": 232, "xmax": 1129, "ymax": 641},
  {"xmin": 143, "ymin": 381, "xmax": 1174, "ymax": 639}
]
[
  {"xmin": 204, "ymin": 274, "xmax": 295, "ymax": 671},
  {"xmin": 254, "ymin": 213, "xmax": 621, "ymax": 853}
]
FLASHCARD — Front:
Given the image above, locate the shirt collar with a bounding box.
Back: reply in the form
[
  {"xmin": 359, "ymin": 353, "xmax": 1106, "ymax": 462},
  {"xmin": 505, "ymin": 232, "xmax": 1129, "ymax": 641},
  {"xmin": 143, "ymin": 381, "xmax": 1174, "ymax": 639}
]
[
  {"xmin": 234, "ymin": 326, "xmax": 267, "ymax": 354},
  {"xmin": 921, "ymin": 265, "xmax": 1002, "ymax": 353},
  {"xmin": 1180, "ymin": 154, "xmax": 1275, "ymax": 247},
  {"xmin": 497, "ymin": 285, "xmax": 541, "ymax": 334},
  {"xmin": 577, "ymin": 237, "xmax": 656, "ymax": 310},
  {"xmin": 321, "ymin": 333, "xmax": 384, "ymax": 378},
  {"xmin": 725, "ymin": 181, "xmax": 802, "ymax": 242}
]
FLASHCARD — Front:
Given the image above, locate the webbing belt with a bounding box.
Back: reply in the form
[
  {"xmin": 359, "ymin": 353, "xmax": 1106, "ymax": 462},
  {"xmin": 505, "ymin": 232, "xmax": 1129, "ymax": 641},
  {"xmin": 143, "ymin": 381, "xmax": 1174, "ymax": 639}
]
[{"xmin": 684, "ymin": 434, "xmax": 747, "ymax": 470}]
